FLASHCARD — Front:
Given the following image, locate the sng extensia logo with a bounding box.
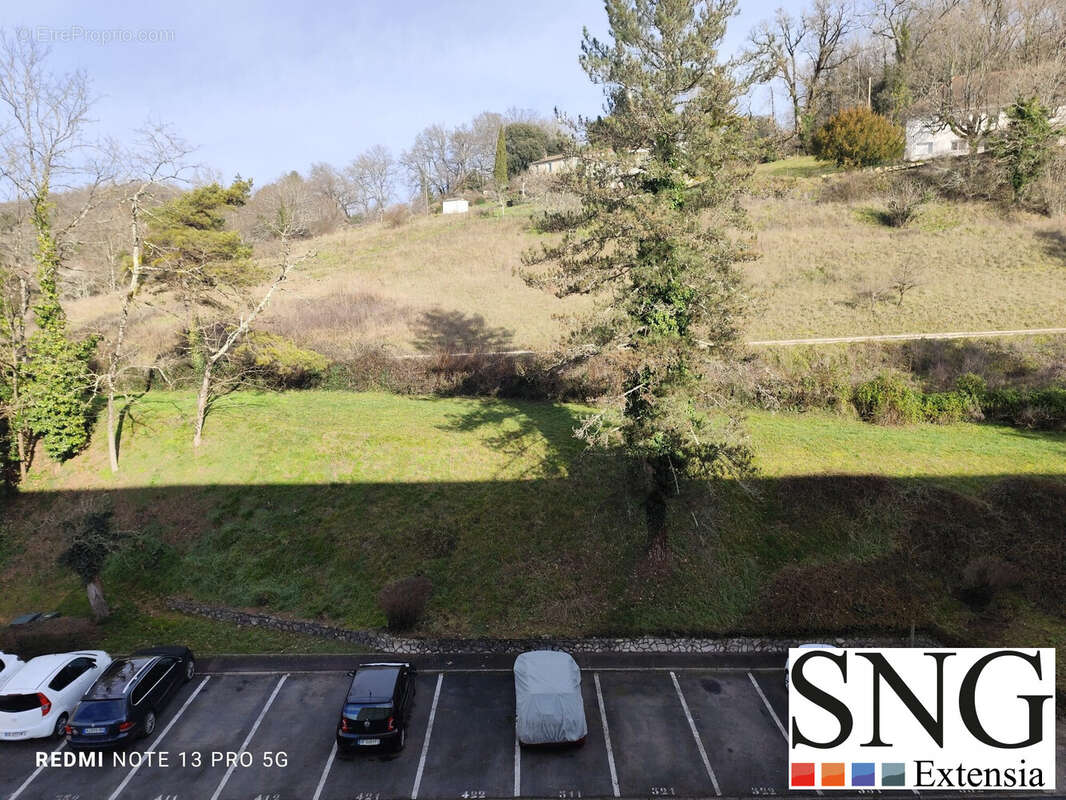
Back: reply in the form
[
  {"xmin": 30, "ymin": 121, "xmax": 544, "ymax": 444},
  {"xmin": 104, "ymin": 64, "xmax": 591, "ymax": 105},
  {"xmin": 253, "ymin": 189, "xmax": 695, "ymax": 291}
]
[{"xmin": 787, "ymin": 648, "xmax": 1056, "ymax": 791}]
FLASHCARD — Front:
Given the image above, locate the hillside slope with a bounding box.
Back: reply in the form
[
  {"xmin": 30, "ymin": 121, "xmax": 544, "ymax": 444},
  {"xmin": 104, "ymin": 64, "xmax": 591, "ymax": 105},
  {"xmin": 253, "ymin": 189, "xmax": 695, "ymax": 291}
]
[{"xmin": 4, "ymin": 391, "xmax": 1063, "ymax": 687}]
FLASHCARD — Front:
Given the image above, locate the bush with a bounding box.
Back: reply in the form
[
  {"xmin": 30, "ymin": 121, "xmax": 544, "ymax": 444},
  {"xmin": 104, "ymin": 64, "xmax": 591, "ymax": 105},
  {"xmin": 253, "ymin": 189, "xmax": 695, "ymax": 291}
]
[
  {"xmin": 881, "ymin": 178, "xmax": 927, "ymax": 227},
  {"xmin": 852, "ymin": 373, "xmax": 924, "ymax": 424},
  {"xmin": 233, "ymin": 332, "xmax": 329, "ymax": 389},
  {"xmin": 921, "ymin": 391, "xmax": 967, "ymax": 424},
  {"xmin": 377, "ymin": 575, "xmax": 433, "ymax": 631},
  {"xmin": 811, "ymin": 108, "xmax": 905, "ymax": 169},
  {"xmin": 381, "ymin": 204, "xmax": 412, "ymax": 228}
]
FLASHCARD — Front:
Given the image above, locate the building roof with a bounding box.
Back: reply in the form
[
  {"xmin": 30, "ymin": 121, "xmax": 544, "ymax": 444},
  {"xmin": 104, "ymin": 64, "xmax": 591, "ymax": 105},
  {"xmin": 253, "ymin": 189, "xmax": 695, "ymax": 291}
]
[{"xmin": 529, "ymin": 153, "xmax": 569, "ymax": 165}]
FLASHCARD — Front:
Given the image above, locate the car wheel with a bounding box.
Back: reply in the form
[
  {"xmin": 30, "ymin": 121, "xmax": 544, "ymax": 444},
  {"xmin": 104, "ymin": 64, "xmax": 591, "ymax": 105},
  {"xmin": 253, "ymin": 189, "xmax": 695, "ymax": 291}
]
[
  {"xmin": 53, "ymin": 713, "xmax": 68, "ymax": 739},
  {"xmin": 393, "ymin": 726, "xmax": 406, "ymax": 752},
  {"xmin": 185, "ymin": 658, "xmax": 196, "ymax": 682},
  {"xmin": 142, "ymin": 711, "xmax": 156, "ymax": 739}
]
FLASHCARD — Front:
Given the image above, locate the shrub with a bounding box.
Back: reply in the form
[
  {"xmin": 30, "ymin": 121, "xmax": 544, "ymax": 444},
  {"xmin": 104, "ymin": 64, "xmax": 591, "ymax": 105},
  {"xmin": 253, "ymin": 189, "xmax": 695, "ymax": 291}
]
[
  {"xmin": 381, "ymin": 204, "xmax": 412, "ymax": 228},
  {"xmin": 233, "ymin": 332, "xmax": 329, "ymax": 389},
  {"xmin": 957, "ymin": 555, "xmax": 1022, "ymax": 610},
  {"xmin": 921, "ymin": 391, "xmax": 967, "ymax": 424},
  {"xmin": 811, "ymin": 108, "xmax": 905, "ymax": 169},
  {"xmin": 955, "ymin": 373, "xmax": 988, "ymax": 401},
  {"xmin": 852, "ymin": 373, "xmax": 924, "ymax": 424},
  {"xmin": 881, "ymin": 178, "xmax": 927, "ymax": 227},
  {"xmin": 377, "ymin": 575, "xmax": 433, "ymax": 631}
]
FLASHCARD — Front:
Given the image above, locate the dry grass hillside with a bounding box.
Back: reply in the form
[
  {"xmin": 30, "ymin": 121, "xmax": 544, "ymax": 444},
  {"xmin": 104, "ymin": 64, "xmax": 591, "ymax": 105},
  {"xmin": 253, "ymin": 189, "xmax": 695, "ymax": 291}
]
[{"xmin": 64, "ymin": 160, "xmax": 1066, "ymax": 363}]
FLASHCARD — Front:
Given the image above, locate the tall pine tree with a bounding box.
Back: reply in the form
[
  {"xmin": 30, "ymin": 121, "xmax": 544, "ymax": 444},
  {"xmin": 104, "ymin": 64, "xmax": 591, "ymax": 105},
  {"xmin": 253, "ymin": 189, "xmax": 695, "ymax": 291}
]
[{"xmin": 524, "ymin": 0, "xmax": 755, "ymax": 552}]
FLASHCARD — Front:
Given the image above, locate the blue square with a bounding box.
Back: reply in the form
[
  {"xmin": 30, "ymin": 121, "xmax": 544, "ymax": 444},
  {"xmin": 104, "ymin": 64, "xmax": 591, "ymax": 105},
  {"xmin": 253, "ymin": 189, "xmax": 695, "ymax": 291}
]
[{"xmin": 852, "ymin": 763, "xmax": 875, "ymax": 787}]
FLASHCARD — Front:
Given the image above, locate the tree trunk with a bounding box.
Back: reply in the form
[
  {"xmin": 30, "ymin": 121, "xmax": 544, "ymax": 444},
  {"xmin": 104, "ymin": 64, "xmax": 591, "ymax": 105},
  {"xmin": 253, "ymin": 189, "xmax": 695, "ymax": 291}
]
[
  {"xmin": 193, "ymin": 361, "xmax": 213, "ymax": 448},
  {"xmin": 106, "ymin": 391, "xmax": 118, "ymax": 472},
  {"xmin": 16, "ymin": 428, "xmax": 27, "ymax": 481},
  {"xmin": 86, "ymin": 577, "xmax": 110, "ymax": 620}
]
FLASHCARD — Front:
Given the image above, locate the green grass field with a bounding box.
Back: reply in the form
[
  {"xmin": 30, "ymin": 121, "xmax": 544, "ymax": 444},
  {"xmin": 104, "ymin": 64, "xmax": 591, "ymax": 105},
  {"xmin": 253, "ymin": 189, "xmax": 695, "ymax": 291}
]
[{"xmin": 4, "ymin": 391, "xmax": 1063, "ymax": 687}]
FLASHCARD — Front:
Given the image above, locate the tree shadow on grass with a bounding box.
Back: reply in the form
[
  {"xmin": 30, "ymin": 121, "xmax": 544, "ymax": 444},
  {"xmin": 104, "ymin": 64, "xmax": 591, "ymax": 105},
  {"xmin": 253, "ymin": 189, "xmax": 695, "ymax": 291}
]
[
  {"xmin": 1034, "ymin": 227, "xmax": 1066, "ymax": 265},
  {"xmin": 413, "ymin": 308, "xmax": 515, "ymax": 354},
  {"xmin": 437, "ymin": 398, "xmax": 589, "ymax": 479}
]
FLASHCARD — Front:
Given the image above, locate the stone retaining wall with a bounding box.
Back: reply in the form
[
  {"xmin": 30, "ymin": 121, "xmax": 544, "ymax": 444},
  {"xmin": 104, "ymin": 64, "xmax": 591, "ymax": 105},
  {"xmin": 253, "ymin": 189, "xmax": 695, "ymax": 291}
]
[{"xmin": 166, "ymin": 599, "xmax": 939, "ymax": 655}]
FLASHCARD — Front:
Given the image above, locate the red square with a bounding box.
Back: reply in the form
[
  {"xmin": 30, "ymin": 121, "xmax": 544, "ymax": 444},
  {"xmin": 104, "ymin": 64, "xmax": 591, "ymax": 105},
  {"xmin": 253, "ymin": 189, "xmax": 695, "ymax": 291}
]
[{"xmin": 791, "ymin": 762, "xmax": 816, "ymax": 787}]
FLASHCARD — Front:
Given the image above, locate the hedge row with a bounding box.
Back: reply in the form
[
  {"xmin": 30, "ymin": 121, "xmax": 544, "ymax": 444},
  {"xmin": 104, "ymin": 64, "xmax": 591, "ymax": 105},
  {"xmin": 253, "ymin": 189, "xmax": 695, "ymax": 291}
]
[{"xmin": 853, "ymin": 372, "xmax": 1066, "ymax": 428}]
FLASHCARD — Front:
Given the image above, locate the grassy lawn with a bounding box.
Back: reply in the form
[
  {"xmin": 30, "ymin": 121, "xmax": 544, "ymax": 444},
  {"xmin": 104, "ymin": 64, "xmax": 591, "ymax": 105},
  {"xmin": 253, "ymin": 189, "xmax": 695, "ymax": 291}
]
[
  {"xmin": 754, "ymin": 155, "xmax": 841, "ymax": 179},
  {"xmin": 3, "ymin": 390, "xmax": 1063, "ymax": 686}
]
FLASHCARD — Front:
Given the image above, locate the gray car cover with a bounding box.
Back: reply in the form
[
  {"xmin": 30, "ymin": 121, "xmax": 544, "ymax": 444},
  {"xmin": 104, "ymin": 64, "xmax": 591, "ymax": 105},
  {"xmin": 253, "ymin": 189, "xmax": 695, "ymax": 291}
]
[{"xmin": 514, "ymin": 650, "xmax": 588, "ymax": 745}]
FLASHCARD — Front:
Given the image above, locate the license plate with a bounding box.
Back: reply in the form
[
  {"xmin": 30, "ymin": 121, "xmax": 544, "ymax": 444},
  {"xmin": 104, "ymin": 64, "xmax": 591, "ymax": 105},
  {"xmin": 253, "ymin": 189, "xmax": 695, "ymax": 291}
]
[
  {"xmin": 2, "ymin": 731, "xmax": 26, "ymax": 738},
  {"xmin": 84, "ymin": 727, "xmax": 106, "ymax": 735},
  {"xmin": 358, "ymin": 738, "xmax": 380, "ymax": 746}
]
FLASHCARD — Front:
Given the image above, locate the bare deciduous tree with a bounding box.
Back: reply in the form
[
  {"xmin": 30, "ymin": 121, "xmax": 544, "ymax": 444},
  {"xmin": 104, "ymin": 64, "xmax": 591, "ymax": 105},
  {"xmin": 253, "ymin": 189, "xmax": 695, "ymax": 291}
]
[
  {"xmin": 750, "ymin": 0, "xmax": 857, "ymax": 147},
  {"xmin": 102, "ymin": 122, "xmax": 196, "ymax": 472}
]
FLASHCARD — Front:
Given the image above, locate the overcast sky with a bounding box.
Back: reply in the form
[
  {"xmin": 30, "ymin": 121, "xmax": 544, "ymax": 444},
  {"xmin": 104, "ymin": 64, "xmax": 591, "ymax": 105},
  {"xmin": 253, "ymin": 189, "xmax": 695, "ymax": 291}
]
[{"xmin": 8, "ymin": 0, "xmax": 778, "ymax": 187}]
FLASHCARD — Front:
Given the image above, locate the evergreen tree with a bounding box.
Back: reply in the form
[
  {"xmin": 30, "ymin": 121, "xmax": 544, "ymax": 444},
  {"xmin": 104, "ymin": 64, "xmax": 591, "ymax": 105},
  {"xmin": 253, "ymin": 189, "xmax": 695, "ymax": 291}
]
[
  {"xmin": 494, "ymin": 127, "xmax": 508, "ymax": 214},
  {"xmin": 524, "ymin": 0, "xmax": 755, "ymax": 552},
  {"xmin": 990, "ymin": 96, "xmax": 1062, "ymax": 203},
  {"xmin": 19, "ymin": 188, "xmax": 99, "ymax": 461}
]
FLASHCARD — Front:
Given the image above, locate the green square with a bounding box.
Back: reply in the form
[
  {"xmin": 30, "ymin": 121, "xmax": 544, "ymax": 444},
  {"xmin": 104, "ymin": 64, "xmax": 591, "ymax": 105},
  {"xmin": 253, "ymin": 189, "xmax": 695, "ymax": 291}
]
[{"xmin": 882, "ymin": 762, "xmax": 906, "ymax": 786}]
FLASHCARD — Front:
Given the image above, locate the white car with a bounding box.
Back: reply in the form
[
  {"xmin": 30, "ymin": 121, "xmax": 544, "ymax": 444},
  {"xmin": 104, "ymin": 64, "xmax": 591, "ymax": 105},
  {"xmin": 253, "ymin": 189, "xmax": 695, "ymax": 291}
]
[
  {"xmin": 785, "ymin": 643, "xmax": 840, "ymax": 689},
  {"xmin": 514, "ymin": 650, "xmax": 588, "ymax": 746},
  {"xmin": 0, "ymin": 651, "xmax": 110, "ymax": 741},
  {"xmin": 0, "ymin": 652, "xmax": 26, "ymax": 693}
]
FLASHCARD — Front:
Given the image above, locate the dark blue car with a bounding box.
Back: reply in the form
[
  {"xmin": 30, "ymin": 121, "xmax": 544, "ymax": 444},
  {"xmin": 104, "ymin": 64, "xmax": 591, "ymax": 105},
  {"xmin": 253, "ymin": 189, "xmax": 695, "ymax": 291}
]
[
  {"xmin": 67, "ymin": 646, "xmax": 195, "ymax": 748},
  {"xmin": 336, "ymin": 662, "xmax": 414, "ymax": 755}
]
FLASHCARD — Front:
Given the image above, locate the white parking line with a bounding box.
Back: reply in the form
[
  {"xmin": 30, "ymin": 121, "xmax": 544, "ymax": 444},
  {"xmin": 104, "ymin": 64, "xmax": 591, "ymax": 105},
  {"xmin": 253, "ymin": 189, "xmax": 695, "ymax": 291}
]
[
  {"xmin": 209, "ymin": 674, "xmax": 288, "ymax": 800},
  {"xmin": 593, "ymin": 672, "xmax": 620, "ymax": 798},
  {"xmin": 747, "ymin": 671, "xmax": 787, "ymax": 739},
  {"xmin": 108, "ymin": 675, "xmax": 211, "ymax": 800},
  {"xmin": 311, "ymin": 742, "xmax": 338, "ymax": 800},
  {"xmin": 411, "ymin": 672, "xmax": 443, "ymax": 800},
  {"xmin": 748, "ymin": 672, "xmax": 826, "ymax": 797},
  {"xmin": 514, "ymin": 733, "xmax": 521, "ymax": 797},
  {"xmin": 7, "ymin": 738, "xmax": 66, "ymax": 800},
  {"xmin": 670, "ymin": 671, "xmax": 722, "ymax": 797}
]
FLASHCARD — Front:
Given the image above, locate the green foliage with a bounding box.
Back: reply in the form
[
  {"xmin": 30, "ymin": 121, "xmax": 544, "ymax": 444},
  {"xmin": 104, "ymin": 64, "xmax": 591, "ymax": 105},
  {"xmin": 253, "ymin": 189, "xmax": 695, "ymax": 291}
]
[
  {"xmin": 811, "ymin": 107, "xmax": 905, "ymax": 168},
  {"xmin": 494, "ymin": 127, "xmax": 508, "ymax": 190},
  {"xmin": 524, "ymin": 0, "xmax": 757, "ymax": 532},
  {"xmin": 233, "ymin": 332, "xmax": 329, "ymax": 388},
  {"xmin": 989, "ymin": 96, "xmax": 1063, "ymax": 203},
  {"xmin": 145, "ymin": 179, "xmax": 256, "ymax": 290},
  {"xmin": 19, "ymin": 191, "xmax": 99, "ymax": 461},
  {"xmin": 58, "ymin": 511, "xmax": 123, "ymax": 585},
  {"xmin": 504, "ymin": 122, "xmax": 568, "ymax": 176},
  {"xmin": 852, "ymin": 373, "xmax": 924, "ymax": 424}
]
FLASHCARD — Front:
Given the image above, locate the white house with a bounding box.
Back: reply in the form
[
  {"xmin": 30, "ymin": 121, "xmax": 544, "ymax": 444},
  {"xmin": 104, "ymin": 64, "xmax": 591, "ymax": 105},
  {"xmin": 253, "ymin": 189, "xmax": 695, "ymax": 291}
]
[
  {"xmin": 528, "ymin": 153, "xmax": 577, "ymax": 175},
  {"xmin": 905, "ymin": 105, "xmax": 1066, "ymax": 161},
  {"xmin": 441, "ymin": 198, "xmax": 469, "ymax": 214}
]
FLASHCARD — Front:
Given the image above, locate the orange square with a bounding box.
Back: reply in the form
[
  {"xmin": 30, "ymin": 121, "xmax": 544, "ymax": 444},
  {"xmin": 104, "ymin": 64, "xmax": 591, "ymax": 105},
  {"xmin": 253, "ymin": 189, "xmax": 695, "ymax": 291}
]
[{"xmin": 821, "ymin": 763, "xmax": 846, "ymax": 787}]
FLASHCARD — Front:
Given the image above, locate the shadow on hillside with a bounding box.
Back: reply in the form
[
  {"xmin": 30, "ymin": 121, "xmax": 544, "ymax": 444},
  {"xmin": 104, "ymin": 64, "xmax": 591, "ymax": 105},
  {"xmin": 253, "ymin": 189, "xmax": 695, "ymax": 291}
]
[
  {"xmin": 3, "ymin": 472, "xmax": 1064, "ymax": 649},
  {"xmin": 1035, "ymin": 228, "xmax": 1066, "ymax": 265},
  {"xmin": 438, "ymin": 399, "xmax": 587, "ymax": 478},
  {"xmin": 413, "ymin": 308, "xmax": 515, "ymax": 354}
]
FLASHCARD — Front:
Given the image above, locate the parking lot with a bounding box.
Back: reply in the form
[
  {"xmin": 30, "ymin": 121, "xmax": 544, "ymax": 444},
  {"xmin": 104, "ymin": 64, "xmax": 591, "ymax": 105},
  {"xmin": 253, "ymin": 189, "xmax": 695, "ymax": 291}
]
[{"xmin": 1, "ymin": 655, "xmax": 1062, "ymax": 800}]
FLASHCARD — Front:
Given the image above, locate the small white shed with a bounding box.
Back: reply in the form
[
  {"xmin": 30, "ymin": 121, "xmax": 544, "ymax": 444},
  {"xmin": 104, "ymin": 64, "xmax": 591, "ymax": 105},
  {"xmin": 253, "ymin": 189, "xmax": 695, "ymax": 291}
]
[{"xmin": 442, "ymin": 198, "xmax": 469, "ymax": 215}]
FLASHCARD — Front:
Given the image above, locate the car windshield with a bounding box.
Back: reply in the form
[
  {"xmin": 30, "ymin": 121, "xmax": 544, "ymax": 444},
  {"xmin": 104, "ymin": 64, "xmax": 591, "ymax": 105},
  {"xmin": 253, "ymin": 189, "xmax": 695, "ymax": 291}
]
[
  {"xmin": 73, "ymin": 700, "xmax": 126, "ymax": 722},
  {"xmin": 342, "ymin": 704, "xmax": 392, "ymax": 721},
  {"xmin": 0, "ymin": 694, "xmax": 42, "ymax": 713}
]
